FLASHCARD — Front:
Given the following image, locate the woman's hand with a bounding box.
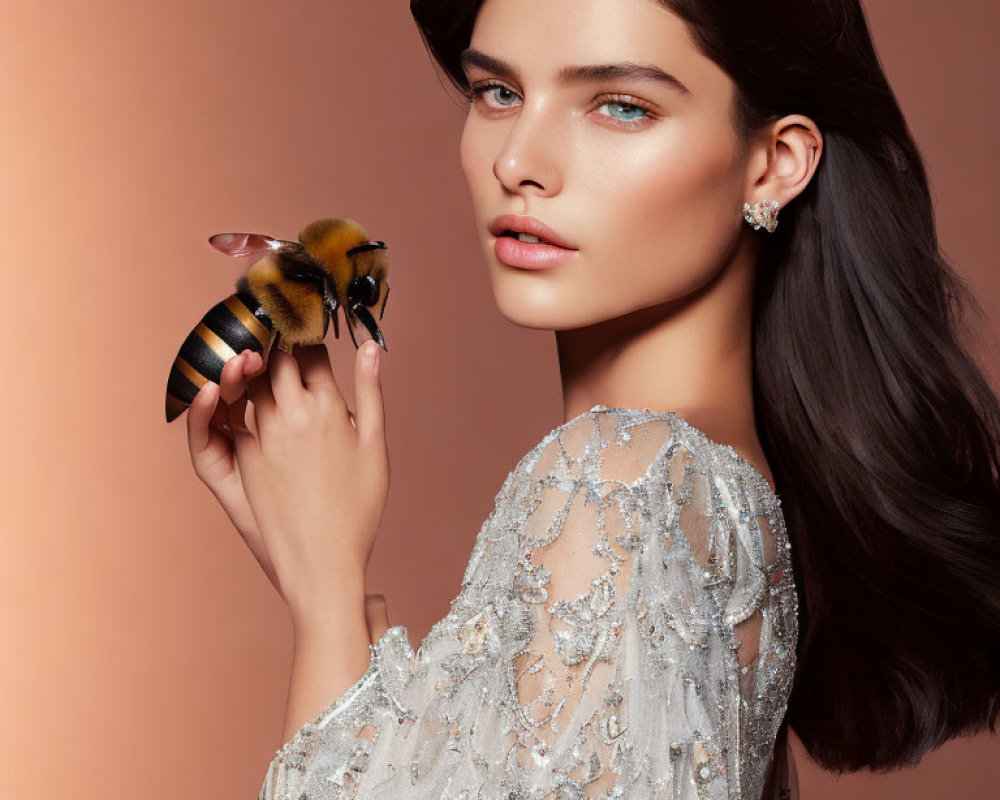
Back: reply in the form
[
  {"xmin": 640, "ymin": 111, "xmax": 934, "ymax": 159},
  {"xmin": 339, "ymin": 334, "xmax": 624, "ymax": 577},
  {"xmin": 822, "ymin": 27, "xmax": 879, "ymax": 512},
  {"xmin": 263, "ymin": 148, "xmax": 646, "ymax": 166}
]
[
  {"xmin": 187, "ymin": 340, "xmax": 389, "ymax": 622},
  {"xmin": 187, "ymin": 349, "xmax": 280, "ymax": 593},
  {"xmin": 235, "ymin": 339, "xmax": 388, "ymax": 620}
]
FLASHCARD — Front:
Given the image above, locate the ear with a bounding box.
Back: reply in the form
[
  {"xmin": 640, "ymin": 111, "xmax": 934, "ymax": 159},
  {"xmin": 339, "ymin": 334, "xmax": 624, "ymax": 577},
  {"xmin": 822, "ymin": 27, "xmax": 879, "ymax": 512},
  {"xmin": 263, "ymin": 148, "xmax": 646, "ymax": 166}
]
[{"xmin": 744, "ymin": 114, "xmax": 823, "ymax": 209}]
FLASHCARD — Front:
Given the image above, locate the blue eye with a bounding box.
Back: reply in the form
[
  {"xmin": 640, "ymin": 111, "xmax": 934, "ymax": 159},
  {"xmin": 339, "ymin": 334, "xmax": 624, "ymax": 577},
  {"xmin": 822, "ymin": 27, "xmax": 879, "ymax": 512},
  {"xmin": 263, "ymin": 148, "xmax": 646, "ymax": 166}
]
[
  {"xmin": 490, "ymin": 86, "xmax": 519, "ymax": 106},
  {"xmin": 466, "ymin": 82, "xmax": 654, "ymax": 128},
  {"xmin": 469, "ymin": 82, "xmax": 521, "ymax": 108},
  {"xmin": 598, "ymin": 101, "xmax": 648, "ymax": 122}
]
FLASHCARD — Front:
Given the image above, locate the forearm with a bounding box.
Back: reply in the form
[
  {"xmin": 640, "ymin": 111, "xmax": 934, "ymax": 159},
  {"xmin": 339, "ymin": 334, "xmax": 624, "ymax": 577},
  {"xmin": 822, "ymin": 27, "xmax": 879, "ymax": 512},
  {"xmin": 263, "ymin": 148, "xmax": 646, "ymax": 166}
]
[{"xmin": 281, "ymin": 569, "xmax": 371, "ymax": 745}]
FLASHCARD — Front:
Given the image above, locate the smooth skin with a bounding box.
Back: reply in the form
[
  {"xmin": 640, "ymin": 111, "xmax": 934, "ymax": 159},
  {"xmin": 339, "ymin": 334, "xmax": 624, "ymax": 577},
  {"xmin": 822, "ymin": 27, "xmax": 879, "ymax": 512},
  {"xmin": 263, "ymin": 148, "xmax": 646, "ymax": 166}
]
[
  {"xmin": 186, "ymin": 341, "xmax": 389, "ymax": 743},
  {"xmin": 184, "ymin": 0, "xmax": 824, "ymax": 757},
  {"xmin": 461, "ymin": 0, "xmax": 823, "ymax": 490}
]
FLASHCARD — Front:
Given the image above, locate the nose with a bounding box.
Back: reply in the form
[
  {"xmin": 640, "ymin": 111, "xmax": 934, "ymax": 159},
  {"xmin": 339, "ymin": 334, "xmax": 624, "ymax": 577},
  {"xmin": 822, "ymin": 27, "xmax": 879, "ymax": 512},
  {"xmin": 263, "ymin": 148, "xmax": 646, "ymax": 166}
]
[{"xmin": 491, "ymin": 99, "xmax": 563, "ymax": 197}]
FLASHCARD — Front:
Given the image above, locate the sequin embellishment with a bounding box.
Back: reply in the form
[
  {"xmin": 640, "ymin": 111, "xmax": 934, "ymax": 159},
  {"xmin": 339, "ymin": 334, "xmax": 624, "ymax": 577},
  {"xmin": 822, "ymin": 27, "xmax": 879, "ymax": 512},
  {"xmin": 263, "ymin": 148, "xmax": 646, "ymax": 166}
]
[{"xmin": 257, "ymin": 406, "xmax": 799, "ymax": 800}]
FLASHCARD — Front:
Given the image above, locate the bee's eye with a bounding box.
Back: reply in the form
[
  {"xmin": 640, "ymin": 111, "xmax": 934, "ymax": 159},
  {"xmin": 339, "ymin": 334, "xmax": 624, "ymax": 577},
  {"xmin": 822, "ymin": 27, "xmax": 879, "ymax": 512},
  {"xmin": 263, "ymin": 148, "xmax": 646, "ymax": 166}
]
[{"xmin": 349, "ymin": 274, "xmax": 379, "ymax": 306}]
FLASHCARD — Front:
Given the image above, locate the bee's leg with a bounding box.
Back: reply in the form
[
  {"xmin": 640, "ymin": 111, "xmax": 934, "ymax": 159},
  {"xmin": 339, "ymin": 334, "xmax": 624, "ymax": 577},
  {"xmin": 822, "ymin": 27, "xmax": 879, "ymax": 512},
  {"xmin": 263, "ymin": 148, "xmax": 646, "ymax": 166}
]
[
  {"xmin": 352, "ymin": 304, "xmax": 387, "ymax": 352},
  {"xmin": 379, "ymin": 284, "xmax": 389, "ymax": 321},
  {"xmin": 346, "ymin": 312, "xmax": 360, "ymax": 349},
  {"xmin": 268, "ymin": 330, "xmax": 285, "ymax": 358},
  {"xmin": 323, "ymin": 292, "xmax": 340, "ymax": 339}
]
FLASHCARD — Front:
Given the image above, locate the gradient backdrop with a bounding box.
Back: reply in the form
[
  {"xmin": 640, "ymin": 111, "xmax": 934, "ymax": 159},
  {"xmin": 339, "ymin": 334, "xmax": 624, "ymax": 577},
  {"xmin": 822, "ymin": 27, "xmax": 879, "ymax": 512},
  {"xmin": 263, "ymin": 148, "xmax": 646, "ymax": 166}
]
[{"xmin": 0, "ymin": 0, "xmax": 997, "ymax": 796}]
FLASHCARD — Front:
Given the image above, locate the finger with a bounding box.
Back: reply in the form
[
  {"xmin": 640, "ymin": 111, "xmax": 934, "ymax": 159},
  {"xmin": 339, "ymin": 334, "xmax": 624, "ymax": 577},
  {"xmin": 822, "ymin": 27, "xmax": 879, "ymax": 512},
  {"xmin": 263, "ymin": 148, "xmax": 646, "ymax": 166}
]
[
  {"xmin": 354, "ymin": 339, "xmax": 385, "ymax": 449},
  {"xmin": 246, "ymin": 365, "xmax": 277, "ymax": 425},
  {"xmin": 241, "ymin": 348, "xmax": 268, "ymax": 437},
  {"xmin": 227, "ymin": 350, "xmax": 263, "ymax": 437},
  {"xmin": 244, "ymin": 400, "xmax": 259, "ymax": 440},
  {"xmin": 186, "ymin": 379, "xmax": 223, "ymax": 453},
  {"xmin": 221, "ymin": 351, "xmax": 252, "ymax": 435},
  {"xmin": 365, "ymin": 593, "xmax": 390, "ymax": 644},
  {"xmin": 244, "ymin": 345, "xmax": 269, "ymax": 379},
  {"xmin": 209, "ymin": 413, "xmax": 232, "ymax": 438},
  {"xmin": 268, "ymin": 347, "xmax": 304, "ymax": 411},
  {"xmin": 210, "ymin": 391, "xmax": 237, "ymax": 437},
  {"xmin": 219, "ymin": 352, "xmax": 249, "ymax": 404},
  {"xmin": 227, "ymin": 395, "xmax": 255, "ymax": 442},
  {"xmin": 298, "ymin": 343, "xmax": 345, "ymax": 397}
]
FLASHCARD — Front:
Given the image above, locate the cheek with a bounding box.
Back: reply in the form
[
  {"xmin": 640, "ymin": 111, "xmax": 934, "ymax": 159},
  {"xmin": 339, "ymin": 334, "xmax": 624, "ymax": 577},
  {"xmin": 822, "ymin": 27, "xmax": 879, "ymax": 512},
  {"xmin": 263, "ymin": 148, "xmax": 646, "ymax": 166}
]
[
  {"xmin": 459, "ymin": 116, "xmax": 492, "ymax": 199},
  {"xmin": 459, "ymin": 117, "xmax": 474, "ymax": 184},
  {"xmin": 582, "ymin": 130, "xmax": 743, "ymax": 300}
]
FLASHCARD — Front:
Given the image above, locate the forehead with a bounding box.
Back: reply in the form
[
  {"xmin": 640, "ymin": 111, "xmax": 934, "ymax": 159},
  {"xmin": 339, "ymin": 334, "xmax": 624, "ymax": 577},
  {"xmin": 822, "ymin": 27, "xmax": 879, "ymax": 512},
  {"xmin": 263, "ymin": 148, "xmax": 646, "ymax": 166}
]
[{"xmin": 469, "ymin": 0, "xmax": 710, "ymax": 81}]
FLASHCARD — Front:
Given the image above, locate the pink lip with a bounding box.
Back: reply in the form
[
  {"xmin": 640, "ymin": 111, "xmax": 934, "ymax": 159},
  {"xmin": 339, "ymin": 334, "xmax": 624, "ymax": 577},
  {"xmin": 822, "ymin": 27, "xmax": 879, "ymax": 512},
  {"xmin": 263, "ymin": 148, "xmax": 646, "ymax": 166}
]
[
  {"xmin": 493, "ymin": 235, "xmax": 579, "ymax": 270},
  {"xmin": 488, "ymin": 214, "xmax": 577, "ymax": 250},
  {"xmin": 489, "ymin": 213, "xmax": 578, "ymax": 270}
]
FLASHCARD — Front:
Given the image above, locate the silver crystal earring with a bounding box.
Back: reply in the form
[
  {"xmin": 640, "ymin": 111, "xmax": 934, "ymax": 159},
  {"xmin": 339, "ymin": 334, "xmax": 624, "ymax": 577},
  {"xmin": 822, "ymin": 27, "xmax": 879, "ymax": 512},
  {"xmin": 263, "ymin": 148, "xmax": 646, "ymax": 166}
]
[{"xmin": 742, "ymin": 200, "xmax": 781, "ymax": 233}]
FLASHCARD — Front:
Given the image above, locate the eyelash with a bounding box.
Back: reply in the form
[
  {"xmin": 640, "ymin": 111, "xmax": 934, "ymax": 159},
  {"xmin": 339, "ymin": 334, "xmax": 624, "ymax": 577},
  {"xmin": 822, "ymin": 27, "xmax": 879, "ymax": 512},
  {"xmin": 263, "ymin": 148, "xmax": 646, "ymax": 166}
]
[{"xmin": 465, "ymin": 80, "xmax": 657, "ymax": 128}]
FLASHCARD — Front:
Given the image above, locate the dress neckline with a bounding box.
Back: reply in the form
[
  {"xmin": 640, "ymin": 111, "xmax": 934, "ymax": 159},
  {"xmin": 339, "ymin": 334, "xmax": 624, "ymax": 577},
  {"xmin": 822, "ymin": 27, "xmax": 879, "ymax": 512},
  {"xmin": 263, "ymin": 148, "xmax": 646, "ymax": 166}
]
[{"xmin": 555, "ymin": 404, "xmax": 779, "ymax": 501}]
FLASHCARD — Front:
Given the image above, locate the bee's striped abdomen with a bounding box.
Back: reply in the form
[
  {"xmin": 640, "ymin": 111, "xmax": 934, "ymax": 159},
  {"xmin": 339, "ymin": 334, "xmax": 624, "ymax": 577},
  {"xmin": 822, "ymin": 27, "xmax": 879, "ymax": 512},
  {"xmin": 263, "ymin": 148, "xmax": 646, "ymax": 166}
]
[{"xmin": 165, "ymin": 291, "xmax": 274, "ymax": 422}]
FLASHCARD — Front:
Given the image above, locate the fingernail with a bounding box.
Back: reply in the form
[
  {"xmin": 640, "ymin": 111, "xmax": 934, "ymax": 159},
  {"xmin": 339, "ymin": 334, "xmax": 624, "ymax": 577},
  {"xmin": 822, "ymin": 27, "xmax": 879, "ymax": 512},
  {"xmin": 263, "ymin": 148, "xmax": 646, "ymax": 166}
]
[{"xmin": 368, "ymin": 342, "xmax": 380, "ymax": 379}]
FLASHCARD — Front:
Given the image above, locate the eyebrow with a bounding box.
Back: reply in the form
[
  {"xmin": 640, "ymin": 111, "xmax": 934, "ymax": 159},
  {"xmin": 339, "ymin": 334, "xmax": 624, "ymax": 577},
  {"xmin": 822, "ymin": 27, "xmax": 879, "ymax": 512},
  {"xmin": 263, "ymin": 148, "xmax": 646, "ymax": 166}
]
[{"xmin": 459, "ymin": 48, "xmax": 691, "ymax": 95}]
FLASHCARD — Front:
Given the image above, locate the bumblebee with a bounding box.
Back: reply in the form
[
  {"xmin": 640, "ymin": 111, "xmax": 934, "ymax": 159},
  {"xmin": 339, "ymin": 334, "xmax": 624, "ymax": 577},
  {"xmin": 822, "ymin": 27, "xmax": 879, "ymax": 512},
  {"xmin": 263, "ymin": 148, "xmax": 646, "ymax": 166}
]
[{"xmin": 165, "ymin": 217, "xmax": 389, "ymax": 423}]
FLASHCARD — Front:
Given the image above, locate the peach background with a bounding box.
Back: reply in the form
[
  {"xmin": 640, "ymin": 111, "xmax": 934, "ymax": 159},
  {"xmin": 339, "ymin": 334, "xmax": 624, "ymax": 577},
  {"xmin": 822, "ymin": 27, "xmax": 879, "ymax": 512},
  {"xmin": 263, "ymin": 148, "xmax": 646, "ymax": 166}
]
[{"xmin": 0, "ymin": 0, "xmax": 997, "ymax": 796}]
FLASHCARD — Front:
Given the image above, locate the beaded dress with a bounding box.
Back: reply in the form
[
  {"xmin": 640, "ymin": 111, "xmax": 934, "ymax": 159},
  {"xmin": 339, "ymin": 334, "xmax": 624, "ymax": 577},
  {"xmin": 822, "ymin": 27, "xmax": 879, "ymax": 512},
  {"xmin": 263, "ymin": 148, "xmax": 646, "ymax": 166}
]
[{"xmin": 258, "ymin": 405, "xmax": 799, "ymax": 800}]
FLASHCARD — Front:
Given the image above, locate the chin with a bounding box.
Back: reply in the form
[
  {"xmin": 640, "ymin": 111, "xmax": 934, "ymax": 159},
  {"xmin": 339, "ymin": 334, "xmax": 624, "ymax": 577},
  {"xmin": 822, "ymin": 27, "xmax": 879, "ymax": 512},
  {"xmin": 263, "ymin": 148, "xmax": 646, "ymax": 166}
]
[
  {"xmin": 487, "ymin": 288, "xmax": 555, "ymax": 331},
  {"xmin": 491, "ymin": 283, "xmax": 600, "ymax": 331},
  {"xmin": 483, "ymin": 246, "xmax": 601, "ymax": 331}
]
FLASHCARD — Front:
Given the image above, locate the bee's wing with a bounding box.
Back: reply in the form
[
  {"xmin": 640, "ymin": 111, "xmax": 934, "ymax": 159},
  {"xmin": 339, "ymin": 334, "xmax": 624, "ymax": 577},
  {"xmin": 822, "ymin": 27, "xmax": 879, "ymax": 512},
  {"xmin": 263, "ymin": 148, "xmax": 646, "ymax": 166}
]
[{"xmin": 208, "ymin": 232, "xmax": 296, "ymax": 268}]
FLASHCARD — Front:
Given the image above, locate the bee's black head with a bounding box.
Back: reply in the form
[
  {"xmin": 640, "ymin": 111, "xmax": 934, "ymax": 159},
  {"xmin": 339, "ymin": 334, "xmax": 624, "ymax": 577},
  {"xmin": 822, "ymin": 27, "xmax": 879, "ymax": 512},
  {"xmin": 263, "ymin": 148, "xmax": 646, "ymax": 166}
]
[{"xmin": 348, "ymin": 274, "xmax": 380, "ymax": 306}]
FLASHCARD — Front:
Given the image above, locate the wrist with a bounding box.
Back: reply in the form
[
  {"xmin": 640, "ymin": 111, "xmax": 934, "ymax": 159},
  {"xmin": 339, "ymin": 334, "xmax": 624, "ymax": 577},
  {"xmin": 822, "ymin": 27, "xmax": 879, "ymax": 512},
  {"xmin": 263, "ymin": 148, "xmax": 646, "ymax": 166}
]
[{"xmin": 286, "ymin": 563, "xmax": 368, "ymax": 633}]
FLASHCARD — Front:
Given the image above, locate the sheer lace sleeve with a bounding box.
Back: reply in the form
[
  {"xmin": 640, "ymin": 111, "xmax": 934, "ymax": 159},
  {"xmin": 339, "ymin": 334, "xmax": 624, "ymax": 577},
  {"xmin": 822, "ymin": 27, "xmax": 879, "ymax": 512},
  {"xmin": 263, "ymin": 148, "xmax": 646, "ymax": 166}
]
[
  {"xmin": 258, "ymin": 406, "xmax": 798, "ymax": 800},
  {"xmin": 505, "ymin": 407, "xmax": 797, "ymax": 799},
  {"xmin": 256, "ymin": 626, "xmax": 417, "ymax": 799}
]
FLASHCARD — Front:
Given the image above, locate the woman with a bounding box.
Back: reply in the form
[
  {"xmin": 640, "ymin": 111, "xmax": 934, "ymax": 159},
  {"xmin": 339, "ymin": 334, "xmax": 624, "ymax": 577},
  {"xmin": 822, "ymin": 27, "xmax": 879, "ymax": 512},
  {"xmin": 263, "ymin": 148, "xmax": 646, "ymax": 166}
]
[{"xmin": 185, "ymin": 1, "xmax": 1000, "ymax": 798}]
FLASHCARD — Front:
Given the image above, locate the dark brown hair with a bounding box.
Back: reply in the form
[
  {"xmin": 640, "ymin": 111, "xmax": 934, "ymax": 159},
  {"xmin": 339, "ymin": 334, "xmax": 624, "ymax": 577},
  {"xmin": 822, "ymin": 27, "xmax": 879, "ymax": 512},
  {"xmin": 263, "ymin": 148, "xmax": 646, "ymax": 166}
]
[{"xmin": 410, "ymin": 0, "xmax": 1000, "ymax": 774}]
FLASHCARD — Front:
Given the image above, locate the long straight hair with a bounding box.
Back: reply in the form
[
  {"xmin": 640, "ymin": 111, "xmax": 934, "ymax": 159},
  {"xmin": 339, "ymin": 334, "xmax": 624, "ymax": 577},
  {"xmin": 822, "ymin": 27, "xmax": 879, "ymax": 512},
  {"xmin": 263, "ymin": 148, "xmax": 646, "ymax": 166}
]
[{"xmin": 409, "ymin": 0, "xmax": 1000, "ymax": 774}]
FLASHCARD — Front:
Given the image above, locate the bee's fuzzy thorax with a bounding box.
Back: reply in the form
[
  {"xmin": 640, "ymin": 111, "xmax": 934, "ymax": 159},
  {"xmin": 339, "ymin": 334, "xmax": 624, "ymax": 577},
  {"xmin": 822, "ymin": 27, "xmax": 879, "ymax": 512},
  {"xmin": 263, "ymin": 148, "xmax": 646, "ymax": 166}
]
[
  {"xmin": 166, "ymin": 216, "xmax": 391, "ymax": 424},
  {"xmin": 298, "ymin": 218, "xmax": 370, "ymax": 285},
  {"xmin": 243, "ymin": 255, "xmax": 327, "ymax": 345}
]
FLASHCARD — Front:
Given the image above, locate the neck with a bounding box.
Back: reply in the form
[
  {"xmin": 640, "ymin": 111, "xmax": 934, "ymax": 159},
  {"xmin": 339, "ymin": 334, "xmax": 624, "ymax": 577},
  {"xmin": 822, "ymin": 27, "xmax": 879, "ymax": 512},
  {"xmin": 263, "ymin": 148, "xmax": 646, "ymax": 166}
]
[{"xmin": 555, "ymin": 245, "xmax": 762, "ymax": 470}]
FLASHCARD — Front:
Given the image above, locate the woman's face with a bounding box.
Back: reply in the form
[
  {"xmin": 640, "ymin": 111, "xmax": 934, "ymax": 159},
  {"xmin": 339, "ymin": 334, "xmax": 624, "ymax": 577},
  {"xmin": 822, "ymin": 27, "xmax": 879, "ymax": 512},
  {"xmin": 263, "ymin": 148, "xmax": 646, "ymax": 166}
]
[{"xmin": 460, "ymin": 0, "xmax": 751, "ymax": 330}]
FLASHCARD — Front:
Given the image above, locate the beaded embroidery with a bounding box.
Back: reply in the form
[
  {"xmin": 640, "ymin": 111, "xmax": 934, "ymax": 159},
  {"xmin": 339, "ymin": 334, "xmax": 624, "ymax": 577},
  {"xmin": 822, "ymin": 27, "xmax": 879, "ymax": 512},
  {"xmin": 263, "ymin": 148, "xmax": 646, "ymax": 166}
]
[{"xmin": 258, "ymin": 405, "xmax": 798, "ymax": 800}]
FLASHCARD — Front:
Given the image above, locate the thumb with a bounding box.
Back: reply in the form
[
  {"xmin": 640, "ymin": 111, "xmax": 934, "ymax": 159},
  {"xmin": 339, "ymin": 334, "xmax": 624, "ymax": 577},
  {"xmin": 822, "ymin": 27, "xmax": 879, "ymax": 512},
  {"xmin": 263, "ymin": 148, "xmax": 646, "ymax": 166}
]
[{"xmin": 354, "ymin": 339, "xmax": 385, "ymax": 446}]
